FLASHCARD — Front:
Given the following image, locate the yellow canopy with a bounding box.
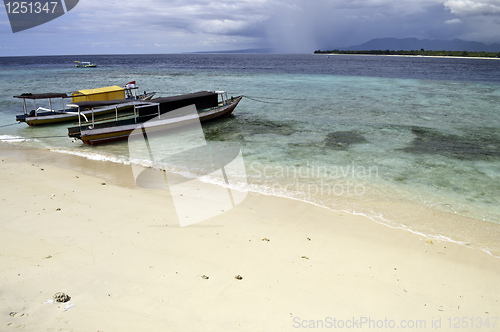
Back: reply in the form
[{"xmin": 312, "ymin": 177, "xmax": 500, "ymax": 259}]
[{"xmin": 71, "ymin": 85, "xmax": 125, "ymax": 103}]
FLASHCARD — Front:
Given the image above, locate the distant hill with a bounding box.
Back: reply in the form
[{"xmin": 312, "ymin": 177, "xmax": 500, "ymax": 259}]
[
  {"xmin": 340, "ymin": 38, "xmax": 500, "ymax": 52},
  {"xmin": 193, "ymin": 48, "xmax": 273, "ymax": 54}
]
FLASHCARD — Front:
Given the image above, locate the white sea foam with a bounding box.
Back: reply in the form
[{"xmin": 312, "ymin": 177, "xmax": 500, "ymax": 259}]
[
  {"xmin": 199, "ymin": 173, "xmax": 500, "ymax": 258},
  {"xmin": 47, "ymin": 146, "xmax": 500, "ymax": 258},
  {"xmin": 0, "ymin": 135, "xmax": 28, "ymax": 143},
  {"xmin": 50, "ymin": 148, "xmax": 130, "ymax": 165}
]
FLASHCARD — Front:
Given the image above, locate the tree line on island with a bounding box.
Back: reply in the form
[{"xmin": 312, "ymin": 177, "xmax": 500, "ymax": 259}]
[{"xmin": 314, "ymin": 49, "xmax": 500, "ymax": 58}]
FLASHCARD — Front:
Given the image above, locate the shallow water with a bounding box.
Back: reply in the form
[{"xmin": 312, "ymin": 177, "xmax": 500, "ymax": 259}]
[{"xmin": 1, "ymin": 54, "xmax": 499, "ymax": 252}]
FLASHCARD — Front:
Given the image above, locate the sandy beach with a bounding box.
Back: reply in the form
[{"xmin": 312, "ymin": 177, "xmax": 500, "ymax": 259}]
[{"xmin": 1, "ymin": 145, "xmax": 500, "ymax": 331}]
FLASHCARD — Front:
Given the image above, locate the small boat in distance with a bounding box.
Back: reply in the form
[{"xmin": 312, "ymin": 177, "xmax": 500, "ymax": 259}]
[
  {"xmin": 15, "ymin": 82, "xmax": 155, "ymax": 126},
  {"xmin": 74, "ymin": 61, "xmax": 97, "ymax": 68},
  {"xmin": 68, "ymin": 91, "xmax": 242, "ymax": 145}
]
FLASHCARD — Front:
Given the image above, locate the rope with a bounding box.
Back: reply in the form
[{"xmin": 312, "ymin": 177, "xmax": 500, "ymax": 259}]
[
  {"xmin": 243, "ymin": 96, "xmax": 283, "ymax": 104},
  {"xmin": 242, "ymin": 95, "xmax": 306, "ymax": 104},
  {"xmin": 0, "ymin": 122, "xmax": 20, "ymax": 128},
  {"xmin": 243, "ymin": 95, "xmax": 306, "ymax": 101},
  {"xmin": 0, "ymin": 122, "xmax": 67, "ymax": 140},
  {"xmin": 31, "ymin": 136, "xmax": 68, "ymax": 139}
]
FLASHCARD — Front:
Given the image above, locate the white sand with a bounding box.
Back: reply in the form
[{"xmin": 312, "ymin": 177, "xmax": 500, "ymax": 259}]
[
  {"xmin": 320, "ymin": 53, "xmax": 500, "ymax": 60},
  {"xmin": 1, "ymin": 150, "xmax": 499, "ymax": 331}
]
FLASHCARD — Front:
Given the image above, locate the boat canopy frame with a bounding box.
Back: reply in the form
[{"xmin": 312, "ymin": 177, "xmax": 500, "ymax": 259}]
[
  {"xmin": 69, "ymin": 90, "xmax": 230, "ymax": 130},
  {"xmin": 214, "ymin": 91, "xmax": 230, "ymax": 105},
  {"xmin": 66, "ymin": 99, "xmax": 153, "ymax": 128},
  {"xmin": 13, "ymin": 93, "xmax": 69, "ymax": 116},
  {"xmin": 14, "ymin": 85, "xmax": 144, "ymax": 117}
]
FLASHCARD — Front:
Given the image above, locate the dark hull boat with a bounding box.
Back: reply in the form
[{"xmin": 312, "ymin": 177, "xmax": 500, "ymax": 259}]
[{"xmin": 68, "ymin": 91, "xmax": 242, "ymax": 145}]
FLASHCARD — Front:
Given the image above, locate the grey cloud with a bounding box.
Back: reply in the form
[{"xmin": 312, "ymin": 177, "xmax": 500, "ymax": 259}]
[{"xmin": 445, "ymin": 0, "xmax": 500, "ymax": 16}]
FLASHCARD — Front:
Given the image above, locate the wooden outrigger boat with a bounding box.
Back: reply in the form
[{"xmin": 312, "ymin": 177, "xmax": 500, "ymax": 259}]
[
  {"xmin": 68, "ymin": 91, "xmax": 242, "ymax": 145},
  {"xmin": 14, "ymin": 83, "xmax": 155, "ymax": 126}
]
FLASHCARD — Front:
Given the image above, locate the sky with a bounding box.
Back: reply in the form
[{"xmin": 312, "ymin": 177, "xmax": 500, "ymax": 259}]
[{"xmin": 1, "ymin": 0, "xmax": 500, "ymax": 56}]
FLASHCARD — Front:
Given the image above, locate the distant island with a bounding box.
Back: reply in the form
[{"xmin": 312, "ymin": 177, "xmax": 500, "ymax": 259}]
[
  {"xmin": 315, "ymin": 37, "xmax": 500, "ymax": 58},
  {"xmin": 314, "ymin": 49, "xmax": 500, "ymax": 58}
]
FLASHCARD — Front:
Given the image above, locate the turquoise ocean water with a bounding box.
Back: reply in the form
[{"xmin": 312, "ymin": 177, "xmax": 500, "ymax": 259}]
[{"xmin": 1, "ymin": 54, "xmax": 499, "ymax": 252}]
